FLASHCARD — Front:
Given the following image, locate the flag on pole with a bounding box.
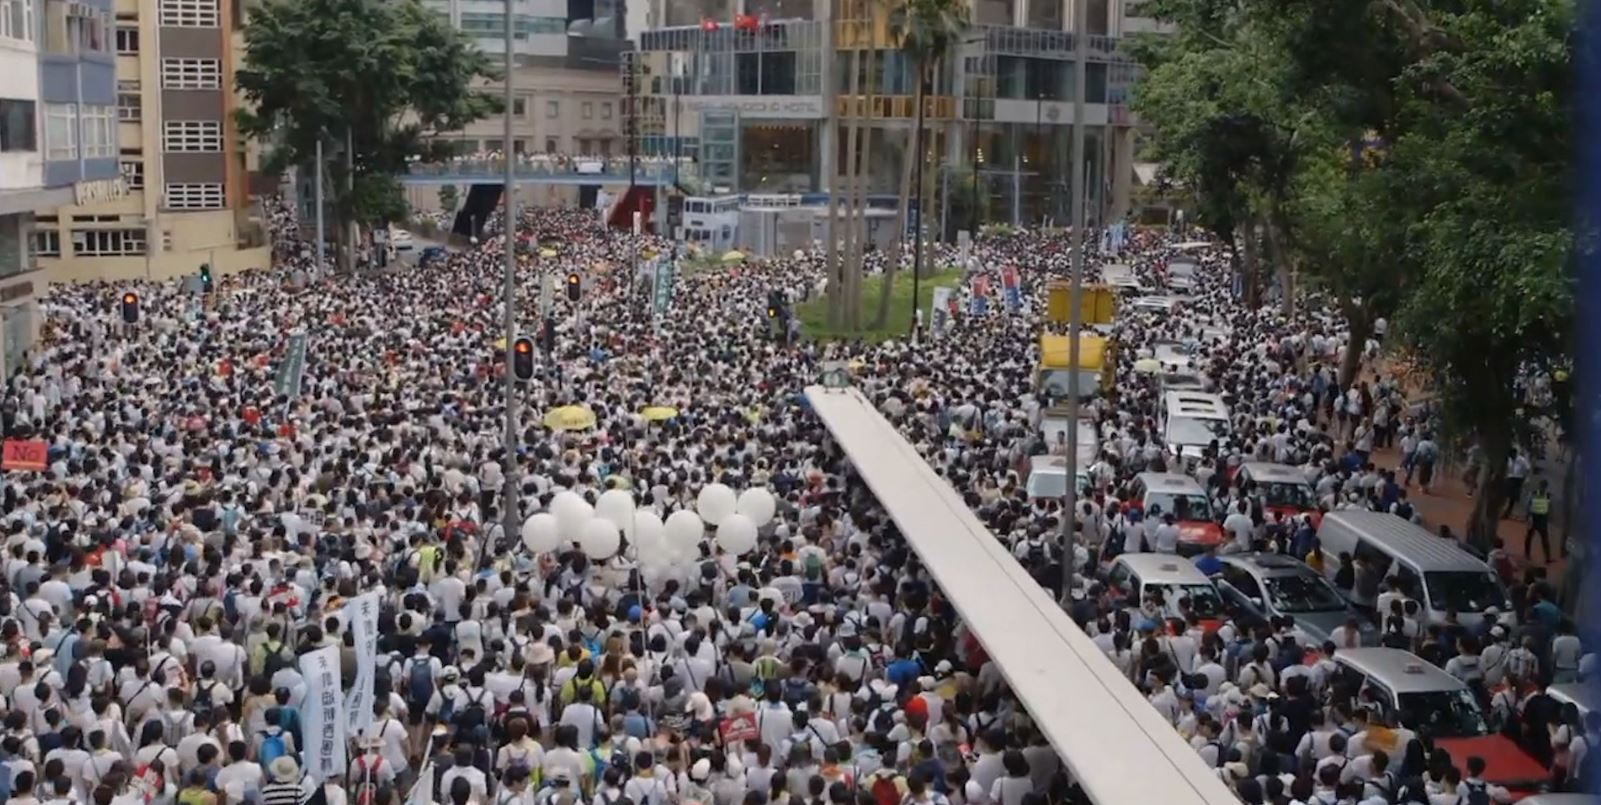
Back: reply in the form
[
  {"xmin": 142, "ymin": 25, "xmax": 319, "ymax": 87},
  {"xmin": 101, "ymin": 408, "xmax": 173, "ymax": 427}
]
[
  {"xmin": 1001, "ymin": 265, "xmax": 1021, "ymax": 312},
  {"xmin": 344, "ymin": 593, "xmax": 381, "ymax": 739},
  {"xmin": 299, "ymin": 645, "xmax": 346, "ymax": 784}
]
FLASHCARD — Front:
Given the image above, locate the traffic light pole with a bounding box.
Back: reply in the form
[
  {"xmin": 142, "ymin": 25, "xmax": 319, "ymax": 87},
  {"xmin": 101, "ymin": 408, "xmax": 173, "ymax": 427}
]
[
  {"xmin": 1060, "ymin": 0, "xmax": 1089, "ymax": 610},
  {"xmin": 496, "ymin": 0, "xmax": 519, "ymax": 570}
]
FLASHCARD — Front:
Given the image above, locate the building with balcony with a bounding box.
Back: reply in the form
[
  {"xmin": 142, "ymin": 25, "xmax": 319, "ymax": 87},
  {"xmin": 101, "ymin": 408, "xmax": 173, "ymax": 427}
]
[
  {"xmin": 627, "ymin": 0, "xmax": 1158, "ymax": 234},
  {"xmin": 33, "ymin": 0, "xmax": 269, "ymax": 289},
  {"xmin": 0, "ymin": 0, "xmax": 126, "ymax": 377}
]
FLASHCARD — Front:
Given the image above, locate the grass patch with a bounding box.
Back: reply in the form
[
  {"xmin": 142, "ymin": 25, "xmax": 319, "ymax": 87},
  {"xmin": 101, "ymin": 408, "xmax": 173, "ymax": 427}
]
[{"xmin": 797, "ymin": 267, "xmax": 966, "ymax": 342}]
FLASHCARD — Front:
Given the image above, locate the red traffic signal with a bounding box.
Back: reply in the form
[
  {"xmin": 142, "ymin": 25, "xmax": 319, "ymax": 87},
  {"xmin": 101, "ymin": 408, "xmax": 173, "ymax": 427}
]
[
  {"xmin": 511, "ymin": 336, "xmax": 536, "ymax": 381},
  {"xmin": 565, "ymin": 273, "xmax": 581, "ymax": 302},
  {"xmin": 119, "ymin": 292, "xmax": 140, "ymax": 324}
]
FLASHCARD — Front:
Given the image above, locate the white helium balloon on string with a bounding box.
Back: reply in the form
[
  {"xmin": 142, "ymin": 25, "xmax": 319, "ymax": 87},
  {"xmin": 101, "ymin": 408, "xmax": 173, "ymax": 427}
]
[
  {"xmin": 632, "ymin": 511, "xmax": 666, "ymax": 559},
  {"xmin": 580, "ymin": 517, "xmax": 621, "ymax": 560},
  {"xmin": 596, "ymin": 489, "xmax": 637, "ymax": 534},
  {"xmin": 521, "ymin": 513, "xmax": 561, "ymax": 554},
  {"xmin": 735, "ymin": 488, "xmax": 777, "ymax": 527},
  {"xmin": 665, "ymin": 509, "xmax": 704, "ymax": 554},
  {"xmin": 716, "ymin": 513, "xmax": 759, "ymax": 556},
  {"xmin": 696, "ymin": 483, "xmax": 737, "ymax": 526},
  {"xmin": 551, "ymin": 491, "xmax": 593, "ymax": 542}
]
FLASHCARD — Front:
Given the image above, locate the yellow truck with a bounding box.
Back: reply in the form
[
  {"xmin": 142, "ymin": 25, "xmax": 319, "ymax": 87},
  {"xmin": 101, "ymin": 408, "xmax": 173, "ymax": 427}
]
[
  {"xmin": 1037, "ymin": 332, "xmax": 1116, "ymax": 400},
  {"xmin": 1046, "ymin": 282, "xmax": 1116, "ymax": 325}
]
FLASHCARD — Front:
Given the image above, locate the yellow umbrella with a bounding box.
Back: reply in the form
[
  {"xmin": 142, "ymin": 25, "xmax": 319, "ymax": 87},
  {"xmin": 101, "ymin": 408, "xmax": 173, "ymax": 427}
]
[
  {"xmin": 494, "ymin": 336, "xmax": 507, "ymax": 350},
  {"xmin": 1133, "ymin": 357, "xmax": 1162, "ymax": 374},
  {"xmin": 641, "ymin": 405, "xmax": 679, "ymax": 422},
  {"xmin": 539, "ymin": 248, "xmax": 558, "ymax": 258},
  {"xmin": 543, "ymin": 405, "xmax": 597, "ymax": 431},
  {"xmin": 847, "ymin": 358, "xmax": 867, "ymax": 373},
  {"xmin": 722, "ymin": 251, "xmax": 746, "ymax": 263}
]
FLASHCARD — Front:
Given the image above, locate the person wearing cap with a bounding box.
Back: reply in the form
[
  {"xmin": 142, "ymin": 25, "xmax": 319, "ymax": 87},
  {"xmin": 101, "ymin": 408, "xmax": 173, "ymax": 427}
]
[{"xmin": 259, "ymin": 756, "xmax": 303, "ymax": 805}]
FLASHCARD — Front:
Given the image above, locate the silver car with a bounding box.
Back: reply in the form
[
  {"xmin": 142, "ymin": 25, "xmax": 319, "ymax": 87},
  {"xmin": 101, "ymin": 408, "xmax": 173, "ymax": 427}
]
[{"xmin": 1210, "ymin": 553, "xmax": 1376, "ymax": 646}]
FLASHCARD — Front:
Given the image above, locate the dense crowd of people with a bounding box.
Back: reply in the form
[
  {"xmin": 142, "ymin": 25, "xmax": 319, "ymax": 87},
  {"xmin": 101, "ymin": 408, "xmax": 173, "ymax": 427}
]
[{"xmin": 0, "ymin": 198, "xmax": 1588, "ymax": 805}]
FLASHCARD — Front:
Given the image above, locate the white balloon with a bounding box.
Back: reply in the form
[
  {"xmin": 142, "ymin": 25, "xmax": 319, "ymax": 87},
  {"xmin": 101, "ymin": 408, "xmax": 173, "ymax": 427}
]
[
  {"xmin": 696, "ymin": 483, "xmax": 738, "ymax": 526},
  {"xmin": 633, "ymin": 511, "xmax": 666, "ymax": 559},
  {"xmin": 716, "ymin": 513, "xmax": 759, "ymax": 556},
  {"xmin": 596, "ymin": 489, "xmax": 637, "ymax": 533},
  {"xmin": 552, "ymin": 492, "xmax": 594, "ymax": 541},
  {"xmin": 521, "ymin": 513, "xmax": 561, "ymax": 553},
  {"xmin": 664, "ymin": 509, "xmax": 704, "ymax": 553},
  {"xmin": 580, "ymin": 518, "xmax": 621, "ymax": 560},
  {"xmin": 735, "ymin": 488, "xmax": 777, "ymax": 526}
]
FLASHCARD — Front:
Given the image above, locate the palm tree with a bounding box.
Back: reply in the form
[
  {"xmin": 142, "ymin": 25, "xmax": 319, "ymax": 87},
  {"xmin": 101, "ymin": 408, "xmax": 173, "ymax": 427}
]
[{"xmin": 873, "ymin": 0, "xmax": 969, "ymax": 332}]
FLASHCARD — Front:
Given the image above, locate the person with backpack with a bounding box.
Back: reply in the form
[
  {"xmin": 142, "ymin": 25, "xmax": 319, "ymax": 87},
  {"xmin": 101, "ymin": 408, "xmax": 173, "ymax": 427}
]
[
  {"xmin": 349, "ymin": 733, "xmax": 398, "ymax": 805},
  {"xmin": 1458, "ymin": 756, "xmax": 1512, "ymax": 804},
  {"xmin": 864, "ymin": 763, "xmax": 906, "ymax": 805},
  {"xmin": 255, "ymin": 707, "xmax": 295, "ymax": 768},
  {"xmin": 250, "ymin": 623, "xmax": 296, "ymax": 679}
]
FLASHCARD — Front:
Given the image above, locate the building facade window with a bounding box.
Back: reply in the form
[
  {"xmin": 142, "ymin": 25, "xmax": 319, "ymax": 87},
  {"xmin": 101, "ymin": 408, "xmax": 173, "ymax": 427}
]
[
  {"xmin": 546, "ymin": 100, "xmax": 558, "ymax": 118},
  {"xmin": 117, "ymin": 81, "xmax": 141, "ymax": 121},
  {"xmin": 512, "ymin": 98, "xmax": 525, "ymax": 117},
  {"xmin": 82, "ymin": 105, "xmax": 114, "ymax": 158},
  {"xmin": 544, "ymin": 137, "xmax": 557, "ymax": 153},
  {"xmin": 0, "ymin": 100, "xmax": 34, "ymax": 152},
  {"xmin": 582, "ymin": 102, "xmax": 593, "ymax": 119},
  {"xmin": 35, "ymin": 230, "xmax": 59, "ymax": 258},
  {"xmin": 163, "ymin": 120, "xmax": 222, "ymax": 152},
  {"xmin": 72, "ymin": 228, "xmax": 146, "ymax": 256},
  {"xmin": 161, "ymin": 58, "xmax": 222, "ymax": 89},
  {"xmin": 601, "ymin": 102, "xmax": 612, "ymax": 120},
  {"xmin": 120, "ymin": 159, "xmax": 143, "ymax": 189},
  {"xmin": 115, "ymin": 24, "xmax": 137, "ymax": 53},
  {"xmin": 43, "ymin": 103, "xmax": 75, "ymax": 161},
  {"xmin": 164, "ymin": 182, "xmax": 224, "ymax": 209},
  {"xmin": 0, "ymin": 0, "xmax": 34, "ymax": 43},
  {"xmin": 158, "ymin": 0, "xmax": 219, "ymax": 27}
]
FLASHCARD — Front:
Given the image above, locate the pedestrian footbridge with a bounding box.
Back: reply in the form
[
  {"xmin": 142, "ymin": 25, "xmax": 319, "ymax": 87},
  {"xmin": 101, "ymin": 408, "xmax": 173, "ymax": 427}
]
[
  {"xmin": 400, "ymin": 160, "xmax": 689, "ymax": 187},
  {"xmin": 804, "ymin": 386, "xmax": 1238, "ymax": 805}
]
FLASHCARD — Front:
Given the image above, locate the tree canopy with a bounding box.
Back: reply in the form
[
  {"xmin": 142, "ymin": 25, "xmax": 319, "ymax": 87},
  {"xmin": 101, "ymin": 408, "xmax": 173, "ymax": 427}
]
[
  {"xmin": 237, "ymin": 0, "xmax": 501, "ymax": 259},
  {"xmin": 1131, "ymin": 0, "xmax": 1577, "ymax": 546}
]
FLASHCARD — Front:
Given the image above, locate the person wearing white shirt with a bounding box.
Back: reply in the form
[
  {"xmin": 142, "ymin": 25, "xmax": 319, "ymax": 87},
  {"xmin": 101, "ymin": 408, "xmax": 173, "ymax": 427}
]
[
  {"xmin": 558, "ymin": 684, "xmax": 605, "ymax": 749},
  {"xmin": 1551, "ymin": 625, "xmax": 1583, "ymax": 683},
  {"xmin": 1222, "ymin": 503, "xmax": 1254, "ymax": 553},
  {"xmin": 1459, "ymin": 756, "xmax": 1513, "ymax": 804}
]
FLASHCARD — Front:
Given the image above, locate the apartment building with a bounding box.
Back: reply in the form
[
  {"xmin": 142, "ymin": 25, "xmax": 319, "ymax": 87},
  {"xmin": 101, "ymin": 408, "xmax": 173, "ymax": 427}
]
[
  {"xmin": 0, "ymin": 0, "xmax": 124, "ymax": 377},
  {"xmin": 34, "ymin": 0, "xmax": 268, "ymax": 286}
]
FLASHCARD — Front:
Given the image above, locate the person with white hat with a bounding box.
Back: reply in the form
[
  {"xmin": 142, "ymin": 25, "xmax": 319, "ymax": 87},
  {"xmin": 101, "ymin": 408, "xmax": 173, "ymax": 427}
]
[{"xmin": 259, "ymin": 755, "xmax": 303, "ymax": 805}]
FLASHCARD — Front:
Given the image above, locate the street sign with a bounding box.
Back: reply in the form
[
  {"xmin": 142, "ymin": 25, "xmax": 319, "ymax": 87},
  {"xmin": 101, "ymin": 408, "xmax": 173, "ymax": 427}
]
[{"xmin": 275, "ymin": 332, "xmax": 309, "ymax": 397}]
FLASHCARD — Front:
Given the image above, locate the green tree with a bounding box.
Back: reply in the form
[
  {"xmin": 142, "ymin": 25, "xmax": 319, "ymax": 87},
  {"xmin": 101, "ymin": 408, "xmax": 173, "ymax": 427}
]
[
  {"xmin": 438, "ymin": 184, "xmax": 460, "ymax": 215},
  {"xmin": 874, "ymin": 0, "xmax": 969, "ymax": 330},
  {"xmin": 237, "ymin": 0, "xmax": 499, "ymax": 269}
]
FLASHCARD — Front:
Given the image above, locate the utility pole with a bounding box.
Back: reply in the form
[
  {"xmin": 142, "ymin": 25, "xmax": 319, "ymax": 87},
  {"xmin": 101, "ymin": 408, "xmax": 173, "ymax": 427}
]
[
  {"xmin": 497, "ymin": 0, "xmax": 519, "ymax": 569},
  {"xmin": 1060, "ymin": 0, "xmax": 1089, "ymax": 609},
  {"xmin": 314, "ymin": 137, "xmax": 325, "ymax": 274}
]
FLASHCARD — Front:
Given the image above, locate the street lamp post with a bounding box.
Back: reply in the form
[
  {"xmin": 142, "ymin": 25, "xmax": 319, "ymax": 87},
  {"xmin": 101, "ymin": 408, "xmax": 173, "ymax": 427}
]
[
  {"xmin": 1060, "ymin": 0, "xmax": 1090, "ymax": 609},
  {"xmin": 497, "ymin": 0, "xmax": 519, "ymax": 568}
]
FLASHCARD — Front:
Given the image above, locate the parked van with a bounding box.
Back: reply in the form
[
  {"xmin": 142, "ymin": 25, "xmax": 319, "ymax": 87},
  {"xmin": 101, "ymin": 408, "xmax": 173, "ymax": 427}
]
[
  {"xmin": 1105, "ymin": 553, "xmax": 1227, "ymax": 629},
  {"xmin": 1160, "ymin": 391, "xmax": 1230, "ymax": 468},
  {"xmin": 1234, "ymin": 462, "xmax": 1322, "ymax": 527},
  {"xmin": 1316, "ymin": 511, "xmax": 1510, "ymax": 626},
  {"xmin": 1332, "ymin": 648, "xmax": 1547, "ymax": 792},
  {"xmin": 1024, "ymin": 455, "xmax": 1092, "ymax": 501}
]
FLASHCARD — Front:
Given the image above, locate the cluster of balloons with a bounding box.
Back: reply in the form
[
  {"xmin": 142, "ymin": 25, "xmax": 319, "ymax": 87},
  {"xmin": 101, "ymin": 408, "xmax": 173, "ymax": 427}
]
[{"xmin": 518, "ymin": 484, "xmax": 778, "ymax": 568}]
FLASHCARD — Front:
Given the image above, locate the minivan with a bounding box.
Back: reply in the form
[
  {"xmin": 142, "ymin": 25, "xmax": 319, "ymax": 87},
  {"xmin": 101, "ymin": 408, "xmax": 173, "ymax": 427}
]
[
  {"xmin": 1210, "ymin": 553, "xmax": 1374, "ymax": 646},
  {"xmin": 1317, "ymin": 511, "xmax": 1510, "ymax": 627},
  {"xmin": 1127, "ymin": 472, "xmax": 1224, "ymax": 552},
  {"xmin": 1105, "ymin": 553, "xmax": 1228, "ymax": 629},
  {"xmin": 1025, "ymin": 455, "xmax": 1092, "ymax": 501},
  {"xmin": 1331, "ymin": 648, "xmax": 1547, "ymax": 792}
]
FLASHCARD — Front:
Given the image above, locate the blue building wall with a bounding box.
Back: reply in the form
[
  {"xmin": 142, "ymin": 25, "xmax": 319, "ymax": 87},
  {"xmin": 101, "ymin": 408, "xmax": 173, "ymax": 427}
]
[{"xmin": 40, "ymin": 0, "xmax": 120, "ymax": 187}]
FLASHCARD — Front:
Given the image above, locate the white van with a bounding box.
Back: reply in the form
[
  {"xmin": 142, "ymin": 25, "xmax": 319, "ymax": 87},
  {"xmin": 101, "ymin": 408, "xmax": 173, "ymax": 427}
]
[
  {"xmin": 1025, "ymin": 455, "xmax": 1091, "ymax": 501},
  {"xmin": 1160, "ymin": 391, "xmax": 1230, "ymax": 467},
  {"xmin": 1316, "ymin": 511, "xmax": 1510, "ymax": 627}
]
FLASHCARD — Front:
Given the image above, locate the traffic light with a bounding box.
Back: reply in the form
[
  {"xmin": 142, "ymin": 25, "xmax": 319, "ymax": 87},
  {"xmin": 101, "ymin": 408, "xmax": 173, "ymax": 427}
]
[
  {"xmin": 511, "ymin": 336, "xmax": 536, "ymax": 382},
  {"xmin": 767, "ymin": 305, "xmax": 779, "ymax": 320},
  {"xmin": 119, "ymin": 292, "xmax": 140, "ymax": 324},
  {"xmin": 565, "ymin": 273, "xmax": 581, "ymax": 302},
  {"xmin": 199, "ymin": 263, "xmax": 213, "ymax": 293}
]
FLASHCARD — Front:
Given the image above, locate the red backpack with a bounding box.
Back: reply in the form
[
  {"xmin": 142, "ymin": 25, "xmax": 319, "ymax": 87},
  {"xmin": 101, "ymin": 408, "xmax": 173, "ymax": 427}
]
[{"xmin": 870, "ymin": 773, "xmax": 903, "ymax": 805}]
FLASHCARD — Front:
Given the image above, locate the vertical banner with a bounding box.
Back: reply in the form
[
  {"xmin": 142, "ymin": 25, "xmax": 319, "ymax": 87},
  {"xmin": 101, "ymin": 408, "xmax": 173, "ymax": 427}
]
[
  {"xmin": 1001, "ymin": 265, "xmax": 1022, "ymax": 313},
  {"xmin": 957, "ymin": 230, "xmax": 971, "ymax": 268},
  {"xmin": 653, "ymin": 259, "xmax": 675, "ymax": 316},
  {"xmin": 299, "ymin": 645, "xmax": 345, "ymax": 784},
  {"xmin": 930, "ymin": 287, "xmax": 953, "ymax": 335},
  {"xmin": 343, "ymin": 593, "xmax": 381, "ymax": 738},
  {"xmin": 970, "ymin": 275, "xmax": 990, "ymax": 316}
]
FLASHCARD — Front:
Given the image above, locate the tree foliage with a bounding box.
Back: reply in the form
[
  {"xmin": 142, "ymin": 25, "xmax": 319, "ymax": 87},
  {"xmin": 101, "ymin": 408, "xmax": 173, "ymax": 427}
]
[
  {"xmin": 237, "ymin": 0, "xmax": 500, "ymax": 260},
  {"xmin": 1132, "ymin": 0, "xmax": 1576, "ymax": 546}
]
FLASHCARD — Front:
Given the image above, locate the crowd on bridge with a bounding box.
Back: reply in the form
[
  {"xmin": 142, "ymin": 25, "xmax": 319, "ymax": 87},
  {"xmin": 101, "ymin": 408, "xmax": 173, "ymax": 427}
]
[{"xmin": 0, "ymin": 196, "xmax": 1587, "ymax": 805}]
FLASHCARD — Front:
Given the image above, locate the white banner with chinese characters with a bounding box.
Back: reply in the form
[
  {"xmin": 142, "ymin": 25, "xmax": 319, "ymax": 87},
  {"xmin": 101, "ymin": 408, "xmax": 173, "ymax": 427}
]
[
  {"xmin": 298, "ymin": 645, "xmax": 346, "ymax": 783},
  {"xmin": 344, "ymin": 592, "xmax": 381, "ymax": 738}
]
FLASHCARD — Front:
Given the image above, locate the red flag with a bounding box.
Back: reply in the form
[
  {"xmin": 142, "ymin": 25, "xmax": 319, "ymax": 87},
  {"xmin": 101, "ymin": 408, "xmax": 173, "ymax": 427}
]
[
  {"xmin": 700, "ymin": 18, "xmax": 719, "ymax": 31},
  {"xmin": 734, "ymin": 13, "xmax": 758, "ymax": 31}
]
